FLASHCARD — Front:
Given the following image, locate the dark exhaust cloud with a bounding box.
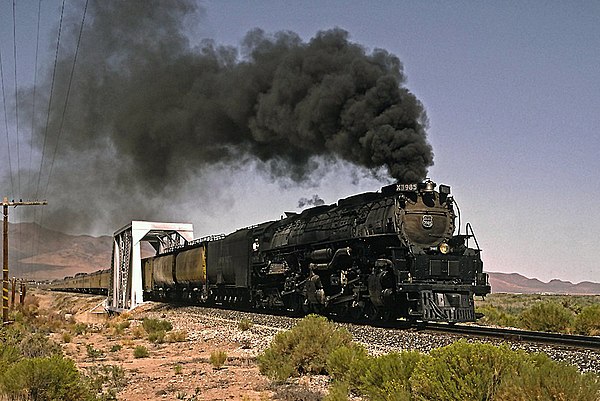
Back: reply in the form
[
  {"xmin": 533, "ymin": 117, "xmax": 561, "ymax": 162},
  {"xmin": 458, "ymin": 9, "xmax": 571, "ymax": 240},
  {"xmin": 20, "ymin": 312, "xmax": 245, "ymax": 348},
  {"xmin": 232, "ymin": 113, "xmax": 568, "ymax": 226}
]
[
  {"xmin": 22, "ymin": 0, "xmax": 433, "ymax": 233},
  {"xmin": 297, "ymin": 195, "xmax": 325, "ymax": 208}
]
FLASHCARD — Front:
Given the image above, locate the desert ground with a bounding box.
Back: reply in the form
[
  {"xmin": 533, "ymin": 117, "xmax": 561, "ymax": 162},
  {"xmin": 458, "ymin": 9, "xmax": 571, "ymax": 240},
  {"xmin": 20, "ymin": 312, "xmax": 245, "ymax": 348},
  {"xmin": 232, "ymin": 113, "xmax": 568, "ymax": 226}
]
[{"xmin": 30, "ymin": 289, "xmax": 327, "ymax": 401}]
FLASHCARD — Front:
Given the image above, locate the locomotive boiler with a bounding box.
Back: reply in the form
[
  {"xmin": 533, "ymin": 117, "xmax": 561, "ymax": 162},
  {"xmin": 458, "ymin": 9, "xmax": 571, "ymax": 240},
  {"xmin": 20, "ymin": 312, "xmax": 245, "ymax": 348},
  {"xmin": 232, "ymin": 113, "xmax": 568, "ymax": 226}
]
[{"xmin": 141, "ymin": 179, "xmax": 490, "ymax": 323}]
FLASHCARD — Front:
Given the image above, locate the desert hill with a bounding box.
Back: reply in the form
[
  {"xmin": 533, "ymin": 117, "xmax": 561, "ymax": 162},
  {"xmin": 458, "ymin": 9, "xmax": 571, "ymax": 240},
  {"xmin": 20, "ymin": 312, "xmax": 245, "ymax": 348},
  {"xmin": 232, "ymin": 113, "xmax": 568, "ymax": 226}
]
[
  {"xmin": 5, "ymin": 222, "xmax": 600, "ymax": 294},
  {"xmin": 7, "ymin": 222, "xmax": 112, "ymax": 280},
  {"xmin": 488, "ymin": 272, "xmax": 600, "ymax": 295}
]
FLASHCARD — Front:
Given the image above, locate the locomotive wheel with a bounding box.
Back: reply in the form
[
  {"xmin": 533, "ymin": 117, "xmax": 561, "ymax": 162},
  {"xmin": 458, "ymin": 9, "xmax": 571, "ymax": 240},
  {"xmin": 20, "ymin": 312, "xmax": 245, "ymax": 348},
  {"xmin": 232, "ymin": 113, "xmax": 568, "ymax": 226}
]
[
  {"xmin": 363, "ymin": 303, "xmax": 380, "ymax": 322},
  {"xmin": 285, "ymin": 294, "xmax": 307, "ymax": 317},
  {"xmin": 382, "ymin": 310, "xmax": 395, "ymax": 322},
  {"xmin": 349, "ymin": 305, "xmax": 365, "ymax": 321}
]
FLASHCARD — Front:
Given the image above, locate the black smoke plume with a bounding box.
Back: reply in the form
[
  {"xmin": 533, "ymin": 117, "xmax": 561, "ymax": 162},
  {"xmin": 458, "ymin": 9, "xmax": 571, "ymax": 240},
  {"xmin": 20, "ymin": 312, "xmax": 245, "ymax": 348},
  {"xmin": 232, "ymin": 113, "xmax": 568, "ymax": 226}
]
[
  {"xmin": 23, "ymin": 0, "xmax": 433, "ymax": 233},
  {"xmin": 297, "ymin": 195, "xmax": 325, "ymax": 208}
]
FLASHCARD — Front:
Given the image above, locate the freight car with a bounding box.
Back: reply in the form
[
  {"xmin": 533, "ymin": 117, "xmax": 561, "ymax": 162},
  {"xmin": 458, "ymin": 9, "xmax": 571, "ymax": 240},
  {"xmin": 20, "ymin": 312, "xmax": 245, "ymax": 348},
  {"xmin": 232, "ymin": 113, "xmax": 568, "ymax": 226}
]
[
  {"xmin": 50, "ymin": 269, "xmax": 110, "ymax": 295},
  {"xmin": 141, "ymin": 179, "xmax": 490, "ymax": 323}
]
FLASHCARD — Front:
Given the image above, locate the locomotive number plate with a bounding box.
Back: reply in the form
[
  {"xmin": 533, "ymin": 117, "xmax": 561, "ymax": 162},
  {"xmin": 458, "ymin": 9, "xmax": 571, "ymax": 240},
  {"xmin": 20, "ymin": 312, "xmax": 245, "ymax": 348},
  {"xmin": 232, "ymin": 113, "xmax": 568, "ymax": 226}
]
[{"xmin": 396, "ymin": 183, "xmax": 418, "ymax": 192}]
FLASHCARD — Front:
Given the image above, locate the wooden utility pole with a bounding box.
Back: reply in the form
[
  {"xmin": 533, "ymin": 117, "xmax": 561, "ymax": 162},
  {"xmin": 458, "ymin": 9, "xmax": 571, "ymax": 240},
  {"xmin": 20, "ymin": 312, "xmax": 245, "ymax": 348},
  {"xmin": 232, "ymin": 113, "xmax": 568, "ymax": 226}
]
[{"xmin": 2, "ymin": 197, "xmax": 47, "ymax": 323}]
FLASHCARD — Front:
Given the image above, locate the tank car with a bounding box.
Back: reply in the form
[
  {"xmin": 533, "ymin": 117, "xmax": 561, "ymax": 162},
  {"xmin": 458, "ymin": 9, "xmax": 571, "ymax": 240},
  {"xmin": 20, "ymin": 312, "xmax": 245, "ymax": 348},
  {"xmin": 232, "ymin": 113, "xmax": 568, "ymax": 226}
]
[{"xmin": 143, "ymin": 179, "xmax": 490, "ymax": 323}]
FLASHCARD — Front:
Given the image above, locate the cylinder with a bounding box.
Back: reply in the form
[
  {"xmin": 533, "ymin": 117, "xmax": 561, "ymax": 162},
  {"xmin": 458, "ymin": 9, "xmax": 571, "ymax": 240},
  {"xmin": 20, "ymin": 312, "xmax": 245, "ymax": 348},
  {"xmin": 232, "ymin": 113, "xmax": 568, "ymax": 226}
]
[{"xmin": 308, "ymin": 248, "xmax": 333, "ymax": 262}]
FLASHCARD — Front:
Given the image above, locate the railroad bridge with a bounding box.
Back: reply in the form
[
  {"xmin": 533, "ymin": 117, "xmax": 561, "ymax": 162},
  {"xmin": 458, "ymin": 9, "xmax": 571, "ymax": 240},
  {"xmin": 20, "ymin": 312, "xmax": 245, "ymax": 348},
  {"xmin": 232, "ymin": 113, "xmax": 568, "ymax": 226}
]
[{"xmin": 108, "ymin": 221, "xmax": 194, "ymax": 311}]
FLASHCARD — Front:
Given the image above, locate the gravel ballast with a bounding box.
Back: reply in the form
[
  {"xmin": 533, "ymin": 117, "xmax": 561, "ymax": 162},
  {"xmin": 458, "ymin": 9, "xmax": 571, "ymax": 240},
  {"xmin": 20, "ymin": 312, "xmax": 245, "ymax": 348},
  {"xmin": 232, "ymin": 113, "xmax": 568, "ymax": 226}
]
[{"xmin": 140, "ymin": 302, "xmax": 600, "ymax": 374}]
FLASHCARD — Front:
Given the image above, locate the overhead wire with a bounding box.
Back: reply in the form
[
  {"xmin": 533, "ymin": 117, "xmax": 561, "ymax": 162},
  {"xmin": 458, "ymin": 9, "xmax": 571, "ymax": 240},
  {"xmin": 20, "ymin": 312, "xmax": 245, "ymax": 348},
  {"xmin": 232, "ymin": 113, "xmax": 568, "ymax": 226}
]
[
  {"xmin": 0, "ymin": 41, "xmax": 15, "ymax": 197},
  {"xmin": 35, "ymin": 0, "xmax": 65, "ymax": 200},
  {"xmin": 36, "ymin": 0, "xmax": 89, "ymax": 282},
  {"xmin": 28, "ymin": 0, "xmax": 43, "ymax": 281},
  {"xmin": 28, "ymin": 0, "xmax": 42, "ymax": 198},
  {"xmin": 3, "ymin": 0, "xmax": 89, "ymax": 281},
  {"xmin": 43, "ymin": 0, "xmax": 89, "ymax": 197},
  {"xmin": 12, "ymin": 0, "xmax": 23, "ymax": 279},
  {"xmin": 12, "ymin": 0, "xmax": 21, "ymax": 195},
  {"xmin": 33, "ymin": 0, "xmax": 66, "ymax": 282}
]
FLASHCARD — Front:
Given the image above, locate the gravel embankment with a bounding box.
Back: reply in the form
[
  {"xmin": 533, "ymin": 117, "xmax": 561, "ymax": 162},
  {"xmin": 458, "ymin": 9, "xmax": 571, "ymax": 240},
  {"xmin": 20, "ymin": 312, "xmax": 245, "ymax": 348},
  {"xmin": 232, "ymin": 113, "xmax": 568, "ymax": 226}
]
[{"xmin": 140, "ymin": 303, "xmax": 600, "ymax": 373}]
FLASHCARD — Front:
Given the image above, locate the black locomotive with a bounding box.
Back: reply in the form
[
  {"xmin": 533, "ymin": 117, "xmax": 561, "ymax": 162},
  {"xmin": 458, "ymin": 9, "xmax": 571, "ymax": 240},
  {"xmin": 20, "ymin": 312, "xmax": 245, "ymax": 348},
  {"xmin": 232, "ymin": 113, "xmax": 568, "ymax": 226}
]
[{"xmin": 141, "ymin": 179, "xmax": 489, "ymax": 323}]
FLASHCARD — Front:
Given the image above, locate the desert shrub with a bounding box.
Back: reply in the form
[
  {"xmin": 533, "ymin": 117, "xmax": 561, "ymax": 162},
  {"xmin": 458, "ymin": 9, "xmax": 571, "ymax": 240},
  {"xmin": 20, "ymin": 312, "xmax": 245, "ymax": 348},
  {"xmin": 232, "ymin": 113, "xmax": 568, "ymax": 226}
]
[
  {"xmin": 148, "ymin": 330, "xmax": 166, "ymax": 343},
  {"xmin": 210, "ymin": 350, "xmax": 228, "ymax": 369},
  {"xmin": 62, "ymin": 331, "xmax": 73, "ymax": 343},
  {"xmin": 8, "ymin": 309, "xmax": 28, "ymax": 325},
  {"xmin": 86, "ymin": 344, "xmax": 104, "ymax": 359},
  {"xmin": 73, "ymin": 322, "xmax": 88, "ymax": 335},
  {"xmin": 14, "ymin": 294, "xmax": 40, "ymax": 319},
  {"xmin": 173, "ymin": 364, "xmax": 183, "ymax": 375},
  {"xmin": 519, "ymin": 301, "xmax": 574, "ymax": 332},
  {"xmin": 359, "ymin": 351, "xmax": 422, "ymax": 401},
  {"xmin": 84, "ymin": 364, "xmax": 126, "ymax": 401},
  {"xmin": 327, "ymin": 346, "xmax": 421, "ymax": 401},
  {"xmin": 408, "ymin": 340, "xmax": 600, "ymax": 401},
  {"xmin": 109, "ymin": 344, "xmax": 122, "ymax": 353},
  {"xmin": 130, "ymin": 324, "xmax": 146, "ymax": 339},
  {"xmin": 238, "ymin": 318, "xmax": 253, "ymax": 331},
  {"xmin": 475, "ymin": 305, "xmax": 519, "ymax": 327},
  {"xmin": 20, "ymin": 332, "xmax": 62, "ymax": 358},
  {"xmin": 494, "ymin": 352, "xmax": 600, "ymax": 401},
  {"xmin": 133, "ymin": 345, "xmax": 149, "ymax": 358},
  {"xmin": 176, "ymin": 388, "xmax": 201, "ymax": 400},
  {"xmin": 142, "ymin": 318, "xmax": 172, "ymax": 333},
  {"xmin": 166, "ymin": 330, "xmax": 188, "ymax": 343},
  {"xmin": 574, "ymin": 304, "xmax": 600, "ymax": 335},
  {"xmin": 141, "ymin": 318, "xmax": 170, "ymax": 342},
  {"xmin": 409, "ymin": 340, "xmax": 521, "ymax": 401},
  {"xmin": 324, "ymin": 382, "xmax": 351, "ymax": 401},
  {"xmin": 326, "ymin": 344, "xmax": 369, "ymax": 388},
  {"xmin": 112, "ymin": 320, "xmax": 130, "ymax": 335},
  {"xmin": 273, "ymin": 385, "xmax": 323, "ymax": 401},
  {"xmin": 35, "ymin": 309, "xmax": 69, "ymax": 333},
  {"xmin": 258, "ymin": 314, "xmax": 353, "ymax": 380},
  {"xmin": 0, "ymin": 323, "xmax": 27, "ymax": 349},
  {"xmin": 0, "ymin": 355, "xmax": 91, "ymax": 401}
]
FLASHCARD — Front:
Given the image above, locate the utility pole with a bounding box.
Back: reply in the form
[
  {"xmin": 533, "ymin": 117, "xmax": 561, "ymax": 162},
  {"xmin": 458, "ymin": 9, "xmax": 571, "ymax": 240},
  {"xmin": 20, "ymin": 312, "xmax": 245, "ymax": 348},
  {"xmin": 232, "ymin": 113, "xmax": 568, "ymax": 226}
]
[{"xmin": 2, "ymin": 197, "xmax": 47, "ymax": 324}]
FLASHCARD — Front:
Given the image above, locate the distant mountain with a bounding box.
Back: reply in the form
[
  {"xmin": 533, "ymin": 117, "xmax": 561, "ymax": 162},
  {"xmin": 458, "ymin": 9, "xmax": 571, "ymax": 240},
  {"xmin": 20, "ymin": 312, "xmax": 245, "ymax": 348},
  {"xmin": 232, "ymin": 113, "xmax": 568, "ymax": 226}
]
[
  {"xmin": 488, "ymin": 272, "xmax": 600, "ymax": 295},
  {"xmin": 6, "ymin": 222, "xmax": 112, "ymax": 280}
]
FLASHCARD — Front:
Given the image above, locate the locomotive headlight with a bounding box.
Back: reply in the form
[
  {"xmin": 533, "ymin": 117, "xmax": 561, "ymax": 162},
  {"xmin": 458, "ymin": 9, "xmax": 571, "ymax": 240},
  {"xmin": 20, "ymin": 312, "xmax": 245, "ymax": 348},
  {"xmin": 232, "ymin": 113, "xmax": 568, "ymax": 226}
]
[{"xmin": 439, "ymin": 242, "xmax": 450, "ymax": 254}]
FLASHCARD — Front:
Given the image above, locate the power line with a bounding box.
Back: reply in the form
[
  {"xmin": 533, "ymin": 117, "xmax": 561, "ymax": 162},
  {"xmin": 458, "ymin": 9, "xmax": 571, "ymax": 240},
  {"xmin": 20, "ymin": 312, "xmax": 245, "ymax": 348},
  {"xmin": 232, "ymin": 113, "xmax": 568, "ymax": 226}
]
[
  {"xmin": 35, "ymin": 0, "xmax": 65, "ymax": 200},
  {"xmin": 27, "ymin": 0, "xmax": 43, "ymax": 280},
  {"xmin": 11, "ymin": 0, "xmax": 23, "ymax": 278},
  {"xmin": 12, "ymin": 0, "xmax": 21, "ymax": 195},
  {"xmin": 44, "ymin": 0, "xmax": 89, "ymax": 197},
  {"xmin": 0, "ymin": 47, "xmax": 15, "ymax": 197},
  {"xmin": 27, "ymin": 0, "xmax": 43, "ymax": 198}
]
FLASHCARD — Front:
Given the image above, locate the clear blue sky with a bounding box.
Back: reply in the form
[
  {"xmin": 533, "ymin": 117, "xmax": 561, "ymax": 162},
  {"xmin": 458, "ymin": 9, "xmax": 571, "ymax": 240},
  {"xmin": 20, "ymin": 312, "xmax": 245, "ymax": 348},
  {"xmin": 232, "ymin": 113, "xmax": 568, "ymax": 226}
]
[{"xmin": 1, "ymin": 1, "xmax": 599, "ymax": 283}]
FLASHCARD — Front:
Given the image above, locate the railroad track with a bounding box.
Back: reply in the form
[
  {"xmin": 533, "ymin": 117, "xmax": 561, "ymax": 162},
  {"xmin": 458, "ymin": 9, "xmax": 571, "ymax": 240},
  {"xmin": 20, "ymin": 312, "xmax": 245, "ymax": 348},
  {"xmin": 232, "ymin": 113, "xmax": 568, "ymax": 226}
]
[
  {"xmin": 46, "ymin": 290, "xmax": 600, "ymax": 353},
  {"xmin": 172, "ymin": 302, "xmax": 600, "ymax": 351},
  {"xmin": 421, "ymin": 322, "xmax": 600, "ymax": 350}
]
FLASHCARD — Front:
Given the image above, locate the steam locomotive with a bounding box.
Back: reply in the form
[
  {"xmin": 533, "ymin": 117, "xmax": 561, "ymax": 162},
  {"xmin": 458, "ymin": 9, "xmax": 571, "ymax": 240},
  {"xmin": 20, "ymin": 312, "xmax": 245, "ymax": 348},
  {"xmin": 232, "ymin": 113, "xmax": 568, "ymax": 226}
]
[{"xmin": 51, "ymin": 179, "xmax": 490, "ymax": 323}]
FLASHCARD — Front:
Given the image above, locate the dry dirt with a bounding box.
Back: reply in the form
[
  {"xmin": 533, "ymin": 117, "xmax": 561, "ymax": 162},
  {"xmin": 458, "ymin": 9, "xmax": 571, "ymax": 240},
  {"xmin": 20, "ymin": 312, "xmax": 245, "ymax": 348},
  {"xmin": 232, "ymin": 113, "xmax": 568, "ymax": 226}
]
[{"xmin": 30, "ymin": 290, "xmax": 327, "ymax": 401}]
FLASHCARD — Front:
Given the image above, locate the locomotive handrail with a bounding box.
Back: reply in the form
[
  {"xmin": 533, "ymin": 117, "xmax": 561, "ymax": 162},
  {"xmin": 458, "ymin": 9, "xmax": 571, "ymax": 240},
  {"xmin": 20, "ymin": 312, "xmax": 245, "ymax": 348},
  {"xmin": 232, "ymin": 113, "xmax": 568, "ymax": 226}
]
[{"xmin": 465, "ymin": 222, "xmax": 481, "ymax": 251}]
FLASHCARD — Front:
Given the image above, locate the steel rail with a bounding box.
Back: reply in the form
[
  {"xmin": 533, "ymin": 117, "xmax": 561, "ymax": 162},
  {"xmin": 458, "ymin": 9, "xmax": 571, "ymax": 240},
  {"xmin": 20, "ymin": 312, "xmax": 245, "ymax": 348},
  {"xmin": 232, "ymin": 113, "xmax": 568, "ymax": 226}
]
[{"xmin": 420, "ymin": 322, "xmax": 600, "ymax": 350}]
